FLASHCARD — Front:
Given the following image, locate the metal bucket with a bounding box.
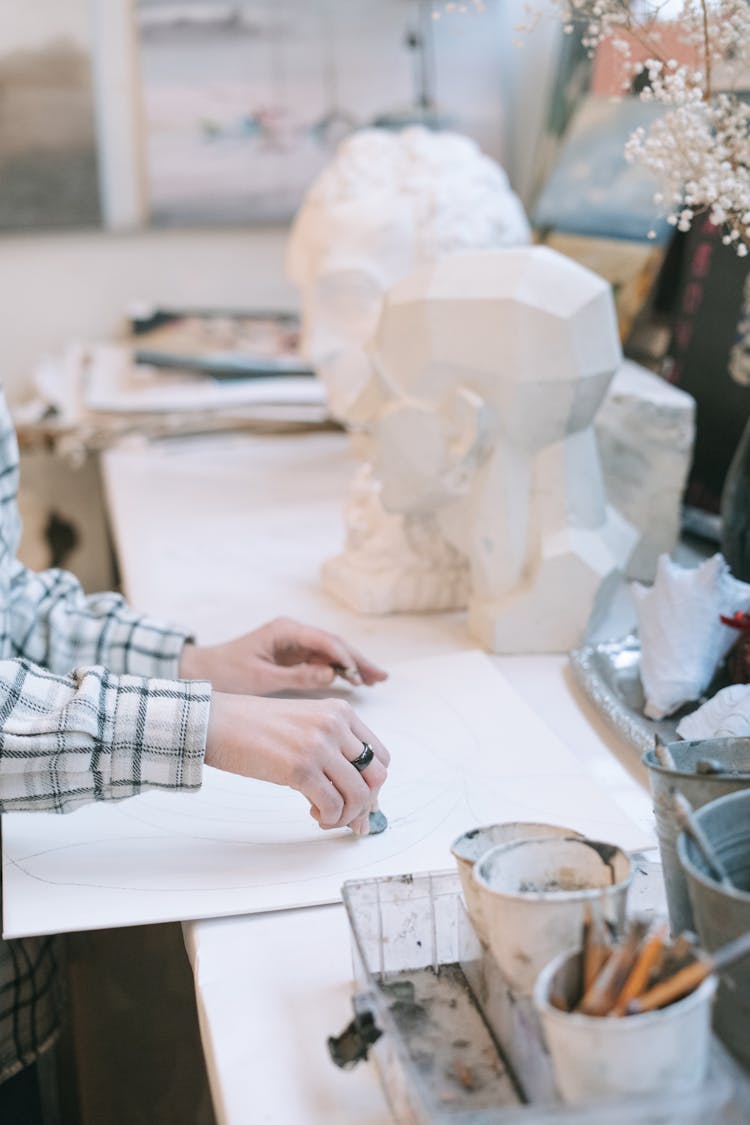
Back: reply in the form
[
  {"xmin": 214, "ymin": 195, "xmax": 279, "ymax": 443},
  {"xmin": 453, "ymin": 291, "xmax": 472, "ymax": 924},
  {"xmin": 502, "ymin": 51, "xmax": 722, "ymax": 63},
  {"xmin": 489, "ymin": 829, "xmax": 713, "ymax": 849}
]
[
  {"xmin": 643, "ymin": 737, "xmax": 750, "ymax": 934},
  {"xmin": 678, "ymin": 787, "xmax": 750, "ymax": 1068}
]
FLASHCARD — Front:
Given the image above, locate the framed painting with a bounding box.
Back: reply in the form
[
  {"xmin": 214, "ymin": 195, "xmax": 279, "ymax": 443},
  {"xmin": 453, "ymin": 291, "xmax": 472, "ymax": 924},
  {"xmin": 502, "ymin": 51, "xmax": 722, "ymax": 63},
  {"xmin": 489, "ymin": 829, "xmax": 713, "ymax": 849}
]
[
  {"xmin": 133, "ymin": 0, "xmax": 512, "ymax": 226},
  {"xmin": 0, "ymin": 0, "xmax": 101, "ymax": 230}
]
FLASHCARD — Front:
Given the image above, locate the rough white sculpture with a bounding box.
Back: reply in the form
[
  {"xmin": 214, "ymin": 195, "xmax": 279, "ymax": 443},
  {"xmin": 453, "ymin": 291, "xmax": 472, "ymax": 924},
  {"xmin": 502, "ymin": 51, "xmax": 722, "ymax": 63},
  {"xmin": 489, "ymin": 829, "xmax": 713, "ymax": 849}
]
[
  {"xmin": 286, "ymin": 126, "xmax": 531, "ymax": 423},
  {"xmin": 676, "ymin": 684, "xmax": 750, "ymax": 741},
  {"xmin": 322, "ymin": 463, "xmax": 470, "ymax": 613},
  {"xmin": 595, "ymin": 360, "xmax": 696, "ymax": 582},
  {"xmin": 326, "ymin": 246, "xmax": 637, "ymax": 653},
  {"xmin": 634, "ymin": 554, "xmax": 750, "ymax": 719}
]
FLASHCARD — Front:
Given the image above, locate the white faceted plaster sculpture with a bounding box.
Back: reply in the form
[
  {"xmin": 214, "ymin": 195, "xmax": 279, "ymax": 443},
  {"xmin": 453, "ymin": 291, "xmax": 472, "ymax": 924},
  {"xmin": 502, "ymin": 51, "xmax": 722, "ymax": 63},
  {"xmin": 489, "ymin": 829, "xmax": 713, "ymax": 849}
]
[
  {"xmin": 286, "ymin": 126, "xmax": 531, "ymax": 423},
  {"xmin": 327, "ymin": 246, "xmax": 638, "ymax": 653},
  {"xmin": 595, "ymin": 360, "xmax": 696, "ymax": 582},
  {"xmin": 292, "ymin": 127, "xmax": 530, "ymax": 614}
]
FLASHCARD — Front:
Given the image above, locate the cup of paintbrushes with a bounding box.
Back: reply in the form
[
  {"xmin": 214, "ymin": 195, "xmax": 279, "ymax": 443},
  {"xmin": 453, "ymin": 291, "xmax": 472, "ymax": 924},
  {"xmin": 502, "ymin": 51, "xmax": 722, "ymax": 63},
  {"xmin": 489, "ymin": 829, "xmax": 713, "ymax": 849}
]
[
  {"xmin": 450, "ymin": 822, "xmax": 583, "ymax": 947},
  {"xmin": 533, "ymin": 917, "xmax": 720, "ymax": 1105},
  {"xmin": 472, "ymin": 836, "xmax": 632, "ymax": 994}
]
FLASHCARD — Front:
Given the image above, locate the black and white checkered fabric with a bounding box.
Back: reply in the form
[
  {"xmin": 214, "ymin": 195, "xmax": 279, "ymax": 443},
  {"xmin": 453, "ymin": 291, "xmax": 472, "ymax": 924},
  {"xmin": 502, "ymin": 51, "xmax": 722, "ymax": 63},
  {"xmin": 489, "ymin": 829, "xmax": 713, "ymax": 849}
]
[{"xmin": 0, "ymin": 388, "xmax": 211, "ymax": 1082}]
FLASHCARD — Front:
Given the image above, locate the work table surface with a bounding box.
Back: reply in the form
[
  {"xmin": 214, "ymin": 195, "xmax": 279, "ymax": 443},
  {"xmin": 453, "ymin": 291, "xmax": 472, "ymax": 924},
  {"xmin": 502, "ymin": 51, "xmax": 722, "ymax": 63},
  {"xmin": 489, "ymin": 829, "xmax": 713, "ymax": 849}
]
[{"xmin": 101, "ymin": 428, "xmax": 655, "ymax": 1125}]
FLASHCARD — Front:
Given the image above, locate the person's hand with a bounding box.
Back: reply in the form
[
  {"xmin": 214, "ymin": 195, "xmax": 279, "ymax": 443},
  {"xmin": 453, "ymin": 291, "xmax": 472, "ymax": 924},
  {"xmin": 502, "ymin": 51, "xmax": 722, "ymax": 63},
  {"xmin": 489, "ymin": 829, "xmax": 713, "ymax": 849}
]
[
  {"xmin": 179, "ymin": 617, "xmax": 387, "ymax": 695},
  {"xmin": 205, "ymin": 692, "xmax": 390, "ymax": 835}
]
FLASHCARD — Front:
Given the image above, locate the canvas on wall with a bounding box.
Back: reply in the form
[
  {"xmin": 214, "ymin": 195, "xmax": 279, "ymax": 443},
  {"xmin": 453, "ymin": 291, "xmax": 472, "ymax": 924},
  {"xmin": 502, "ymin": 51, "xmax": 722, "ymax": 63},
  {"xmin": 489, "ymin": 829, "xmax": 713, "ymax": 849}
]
[
  {"xmin": 136, "ymin": 0, "xmax": 510, "ymax": 225},
  {"xmin": 0, "ymin": 0, "xmax": 101, "ymax": 231}
]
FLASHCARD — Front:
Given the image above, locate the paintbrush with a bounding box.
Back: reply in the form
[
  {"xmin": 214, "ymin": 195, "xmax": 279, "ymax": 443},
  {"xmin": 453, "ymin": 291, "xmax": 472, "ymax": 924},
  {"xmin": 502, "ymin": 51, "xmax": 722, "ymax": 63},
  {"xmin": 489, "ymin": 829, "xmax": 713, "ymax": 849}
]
[
  {"xmin": 610, "ymin": 922, "xmax": 669, "ymax": 1016},
  {"xmin": 628, "ymin": 927, "xmax": 750, "ymax": 1014},
  {"xmin": 646, "ymin": 932, "xmax": 699, "ymax": 990},
  {"xmin": 582, "ymin": 905, "xmax": 613, "ymax": 994},
  {"xmin": 577, "ymin": 920, "xmax": 647, "ymax": 1016},
  {"xmin": 653, "ymin": 736, "xmax": 676, "ymax": 770},
  {"xmin": 672, "ymin": 792, "xmax": 734, "ymax": 888}
]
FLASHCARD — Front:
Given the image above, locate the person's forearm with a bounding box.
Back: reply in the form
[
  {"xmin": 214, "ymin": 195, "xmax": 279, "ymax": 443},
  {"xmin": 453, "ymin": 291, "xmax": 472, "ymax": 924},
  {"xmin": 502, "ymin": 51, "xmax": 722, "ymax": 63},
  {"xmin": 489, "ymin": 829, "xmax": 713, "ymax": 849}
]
[
  {"xmin": 0, "ymin": 659, "xmax": 211, "ymax": 813},
  {"xmin": 178, "ymin": 641, "xmax": 207, "ymax": 681},
  {"xmin": 8, "ymin": 561, "xmax": 192, "ymax": 679}
]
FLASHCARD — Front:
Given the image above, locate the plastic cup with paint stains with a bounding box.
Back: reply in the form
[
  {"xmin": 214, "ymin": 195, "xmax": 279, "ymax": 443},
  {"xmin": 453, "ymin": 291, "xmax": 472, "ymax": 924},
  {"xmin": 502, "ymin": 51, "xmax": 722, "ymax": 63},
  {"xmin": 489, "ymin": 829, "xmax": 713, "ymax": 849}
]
[
  {"xmin": 450, "ymin": 822, "xmax": 583, "ymax": 947},
  {"xmin": 472, "ymin": 836, "xmax": 632, "ymax": 994},
  {"xmin": 534, "ymin": 945, "xmax": 716, "ymax": 1105}
]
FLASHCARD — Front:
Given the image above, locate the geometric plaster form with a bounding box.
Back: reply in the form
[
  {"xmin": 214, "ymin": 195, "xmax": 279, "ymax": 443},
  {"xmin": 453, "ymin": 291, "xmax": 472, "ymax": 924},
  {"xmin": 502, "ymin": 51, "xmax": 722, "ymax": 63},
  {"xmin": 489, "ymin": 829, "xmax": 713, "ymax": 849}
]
[
  {"xmin": 291, "ymin": 127, "xmax": 531, "ymax": 617},
  {"xmin": 341, "ymin": 246, "xmax": 637, "ymax": 652},
  {"xmin": 286, "ymin": 126, "xmax": 530, "ymax": 424},
  {"xmin": 595, "ymin": 360, "xmax": 696, "ymax": 582}
]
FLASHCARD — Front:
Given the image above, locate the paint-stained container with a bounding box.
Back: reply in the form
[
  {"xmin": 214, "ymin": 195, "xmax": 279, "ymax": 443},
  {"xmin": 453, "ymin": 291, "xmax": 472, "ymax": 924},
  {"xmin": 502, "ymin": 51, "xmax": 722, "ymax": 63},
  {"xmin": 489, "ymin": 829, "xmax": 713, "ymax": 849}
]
[
  {"xmin": 450, "ymin": 822, "xmax": 582, "ymax": 947},
  {"xmin": 473, "ymin": 836, "xmax": 632, "ymax": 994},
  {"xmin": 679, "ymin": 787, "xmax": 750, "ymax": 1068},
  {"xmin": 643, "ymin": 737, "xmax": 750, "ymax": 933},
  {"xmin": 534, "ymin": 946, "xmax": 717, "ymax": 1105}
]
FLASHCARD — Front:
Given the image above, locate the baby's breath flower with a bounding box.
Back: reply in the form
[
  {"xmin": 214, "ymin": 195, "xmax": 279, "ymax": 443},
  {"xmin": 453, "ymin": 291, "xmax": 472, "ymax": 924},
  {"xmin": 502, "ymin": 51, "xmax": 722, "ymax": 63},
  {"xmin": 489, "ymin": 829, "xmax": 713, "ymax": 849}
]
[{"xmin": 547, "ymin": 0, "xmax": 750, "ymax": 255}]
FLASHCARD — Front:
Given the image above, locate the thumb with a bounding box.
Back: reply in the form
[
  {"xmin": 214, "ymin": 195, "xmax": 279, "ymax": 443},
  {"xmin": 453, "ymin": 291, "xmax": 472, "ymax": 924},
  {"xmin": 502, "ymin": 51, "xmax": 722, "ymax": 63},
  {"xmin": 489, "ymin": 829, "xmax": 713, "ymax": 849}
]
[{"xmin": 272, "ymin": 663, "xmax": 336, "ymax": 691}]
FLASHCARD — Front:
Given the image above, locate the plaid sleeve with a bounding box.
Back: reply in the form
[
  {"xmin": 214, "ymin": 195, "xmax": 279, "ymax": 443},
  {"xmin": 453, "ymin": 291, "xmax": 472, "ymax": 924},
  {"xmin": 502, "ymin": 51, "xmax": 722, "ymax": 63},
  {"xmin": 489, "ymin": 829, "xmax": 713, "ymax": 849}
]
[
  {"xmin": 0, "ymin": 393, "xmax": 191, "ymax": 680},
  {"xmin": 8, "ymin": 560, "xmax": 192, "ymax": 679},
  {"xmin": 0, "ymin": 658, "xmax": 210, "ymax": 813}
]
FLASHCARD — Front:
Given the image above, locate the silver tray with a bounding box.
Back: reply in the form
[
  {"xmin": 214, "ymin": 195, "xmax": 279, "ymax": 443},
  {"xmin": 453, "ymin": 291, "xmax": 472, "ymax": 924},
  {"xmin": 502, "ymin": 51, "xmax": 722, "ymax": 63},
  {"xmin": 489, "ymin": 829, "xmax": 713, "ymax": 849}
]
[{"xmin": 568, "ymin": 633, "xmax": 730, "ymax": 755}]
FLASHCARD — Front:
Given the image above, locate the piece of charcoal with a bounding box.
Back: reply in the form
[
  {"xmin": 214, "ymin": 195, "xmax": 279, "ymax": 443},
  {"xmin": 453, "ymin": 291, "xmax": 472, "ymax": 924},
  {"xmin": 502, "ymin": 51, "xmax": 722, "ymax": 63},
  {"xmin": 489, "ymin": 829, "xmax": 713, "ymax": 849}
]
[{"xmin": 368, "ymin": 809, "xmax": 388, "ymax": 835}]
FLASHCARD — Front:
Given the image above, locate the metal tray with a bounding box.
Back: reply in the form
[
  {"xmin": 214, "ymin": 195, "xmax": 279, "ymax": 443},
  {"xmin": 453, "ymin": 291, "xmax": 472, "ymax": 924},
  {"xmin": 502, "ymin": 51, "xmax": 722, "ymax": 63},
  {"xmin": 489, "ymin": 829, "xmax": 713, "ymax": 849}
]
[
  {"xmin": 568, "ymin": 633, "xmax": 730, "ymax": 755},
  {"xmin": 337, "ymin": 868, "xmax": 740, "ymax": 1124}
]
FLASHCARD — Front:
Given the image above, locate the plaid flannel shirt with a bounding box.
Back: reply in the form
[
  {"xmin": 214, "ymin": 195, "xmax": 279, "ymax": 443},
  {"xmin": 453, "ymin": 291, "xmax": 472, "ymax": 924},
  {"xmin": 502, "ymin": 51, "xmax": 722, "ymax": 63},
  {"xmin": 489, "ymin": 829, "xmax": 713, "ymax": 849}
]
[{"xmin": 0, "ymin": 389, "xmax": 212, "ymax": 1083}]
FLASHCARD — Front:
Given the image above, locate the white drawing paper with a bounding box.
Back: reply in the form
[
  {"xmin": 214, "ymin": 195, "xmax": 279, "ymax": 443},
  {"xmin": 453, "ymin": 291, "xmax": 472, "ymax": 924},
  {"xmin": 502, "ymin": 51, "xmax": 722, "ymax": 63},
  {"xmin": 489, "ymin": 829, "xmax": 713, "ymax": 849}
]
[{"xmin": 1, "ymin": 651, "xmax": 652, "ymax": 938}]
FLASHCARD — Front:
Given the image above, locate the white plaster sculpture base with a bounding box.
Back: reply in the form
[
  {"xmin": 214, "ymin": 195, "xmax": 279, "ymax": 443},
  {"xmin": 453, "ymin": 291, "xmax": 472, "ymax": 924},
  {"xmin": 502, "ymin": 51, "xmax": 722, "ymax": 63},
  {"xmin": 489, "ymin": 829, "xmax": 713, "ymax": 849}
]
[
  {"xmin": 468, "ymin": 509, "xmax": 636, "ymax": 653},
  {"xmin": 321, "ymin": 465, "xmax": 469, "ymax": 613},
  {"xmin": 332, "ymin": 246, "xmax": 637, "ymax": 653},
  {"xmin": 324, "ymin": 360, "xmax": 695, "ymax": 617},
  {"xmin": 595, "ymin": 359, "xmax": 696, "ymax": 582}
]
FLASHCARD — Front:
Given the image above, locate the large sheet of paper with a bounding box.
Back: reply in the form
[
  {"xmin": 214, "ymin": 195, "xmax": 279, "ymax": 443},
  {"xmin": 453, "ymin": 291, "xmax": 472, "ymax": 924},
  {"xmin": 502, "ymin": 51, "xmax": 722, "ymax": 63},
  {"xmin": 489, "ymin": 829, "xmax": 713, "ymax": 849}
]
[{"xmin": 2, "ymin": 651, "xmax": 652, "ymax": 938}]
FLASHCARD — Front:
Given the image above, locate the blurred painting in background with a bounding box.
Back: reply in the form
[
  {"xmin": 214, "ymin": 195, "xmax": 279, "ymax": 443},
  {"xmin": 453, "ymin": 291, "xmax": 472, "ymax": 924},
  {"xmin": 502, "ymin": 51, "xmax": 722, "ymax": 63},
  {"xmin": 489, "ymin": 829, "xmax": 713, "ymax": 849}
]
[
  {"xmin": 136, "ymin": 0, "xmax": 508, "ymax": 225},
  {"xmin": 0, "ymin": 0, "xmax": 101, "ymax": 230}
]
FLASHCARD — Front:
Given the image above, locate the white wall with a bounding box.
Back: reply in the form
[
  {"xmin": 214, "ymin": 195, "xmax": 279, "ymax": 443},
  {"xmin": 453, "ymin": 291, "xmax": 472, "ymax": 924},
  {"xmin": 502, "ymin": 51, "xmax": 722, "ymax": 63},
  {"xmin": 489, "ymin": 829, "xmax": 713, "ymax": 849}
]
[
  {"xmin": 501, "ymin": 0, "xmax": 563, "ymax": 206},
  {"xmin": 0, "ymin": 0, "xmax": 90, "ymax": 51},
  {"xmin": 0, "ymin": 225, "xmax": 294, "ymax": 403}
]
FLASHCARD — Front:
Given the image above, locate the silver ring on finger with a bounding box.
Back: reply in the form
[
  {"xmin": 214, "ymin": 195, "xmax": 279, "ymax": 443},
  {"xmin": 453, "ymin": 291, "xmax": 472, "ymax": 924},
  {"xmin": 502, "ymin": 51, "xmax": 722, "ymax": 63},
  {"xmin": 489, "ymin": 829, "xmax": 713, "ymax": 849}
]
[{"xmin": 350, "ymin": 741, "xmax": 375, "ymax": 772}]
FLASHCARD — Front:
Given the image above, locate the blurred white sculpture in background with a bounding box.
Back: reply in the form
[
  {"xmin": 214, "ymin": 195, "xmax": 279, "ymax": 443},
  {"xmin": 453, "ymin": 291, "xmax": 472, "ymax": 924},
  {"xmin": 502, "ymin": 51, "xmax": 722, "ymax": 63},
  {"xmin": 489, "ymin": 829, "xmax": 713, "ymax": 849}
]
[
  {"xmin": 289, "ymin": 126, "xmax": 530, "ymax": 613},
  {"xmin": 286, "ymin": 126, "xmax": 531, "ymax": 423},
  {"xmin": 324, "ymin": 246, "xmax": 638, "ymax": 652}
]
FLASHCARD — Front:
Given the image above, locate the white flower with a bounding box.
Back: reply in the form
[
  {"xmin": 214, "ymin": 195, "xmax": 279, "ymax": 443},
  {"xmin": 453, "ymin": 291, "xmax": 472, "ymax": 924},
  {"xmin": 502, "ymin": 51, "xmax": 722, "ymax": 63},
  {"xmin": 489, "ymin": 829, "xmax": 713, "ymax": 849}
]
[{"xmin": 550, "ymin": 0, "xmax": 750, "ymax": 255}]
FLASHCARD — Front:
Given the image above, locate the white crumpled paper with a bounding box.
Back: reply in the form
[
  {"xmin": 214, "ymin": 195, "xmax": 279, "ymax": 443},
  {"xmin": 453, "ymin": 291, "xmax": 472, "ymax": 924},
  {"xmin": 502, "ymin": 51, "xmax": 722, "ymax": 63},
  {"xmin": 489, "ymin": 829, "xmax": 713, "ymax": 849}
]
[
  {"xmin": 634, "ymin": 553, "xmax": 750, "ymax": 719},
  {"xmin": 677, "ymin": 683, "xmax": 750, "ymax": 740}
]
